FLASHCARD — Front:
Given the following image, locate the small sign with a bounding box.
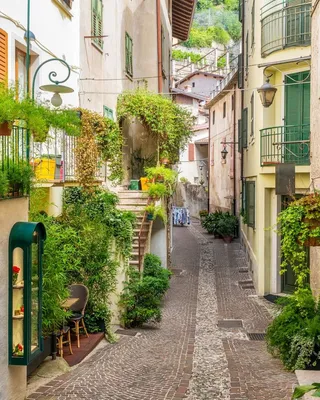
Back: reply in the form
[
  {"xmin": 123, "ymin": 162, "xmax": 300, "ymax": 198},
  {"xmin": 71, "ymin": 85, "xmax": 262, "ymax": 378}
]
[{"xmin": 276, "ymin": 164, "xmax": 295, "ymax": 195}]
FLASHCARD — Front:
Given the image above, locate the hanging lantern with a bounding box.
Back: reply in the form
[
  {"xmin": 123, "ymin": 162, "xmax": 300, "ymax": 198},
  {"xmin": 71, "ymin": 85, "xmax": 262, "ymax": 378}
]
[
  {"xmin": 257, "ymin": 79, "xmax": 277, "ymax": 108},
  {"xmin": 221, "ymin": 146, "xmax": 228, "ymax": 160}
]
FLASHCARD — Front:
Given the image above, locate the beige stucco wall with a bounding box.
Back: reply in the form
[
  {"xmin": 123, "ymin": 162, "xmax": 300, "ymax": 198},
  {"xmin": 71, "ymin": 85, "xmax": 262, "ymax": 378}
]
[
  {"xmin": 208, "ymin": 80, "xmax": 242, "ymax": 214},
  {"xmin": 310, "ymin": 0, "xmax": 320, "ymax": 297},
  {"xmin": 241, "ymin": 0, "xmax": 311, "ymax": 295},
  {"xmin": 0, "ymin": 198, "xmax": 29, "ymax": 400}
]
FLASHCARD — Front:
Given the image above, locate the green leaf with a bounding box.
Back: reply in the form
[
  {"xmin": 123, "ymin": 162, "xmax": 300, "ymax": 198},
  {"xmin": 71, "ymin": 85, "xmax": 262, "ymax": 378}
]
[{"xmin": 292, "ymin": 385, "xmax": 317, "ymax": 399}]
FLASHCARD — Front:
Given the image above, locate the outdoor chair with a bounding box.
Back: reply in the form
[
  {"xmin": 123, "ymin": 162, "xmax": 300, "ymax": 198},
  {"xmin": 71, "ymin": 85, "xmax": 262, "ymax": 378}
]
[
  {"xmin": 56, "ymin": 325, "xmax": 73, "ymax": 358},
  {"xmin": 68, "ymin": 284, "xmax": 89, "ymax": 348}
]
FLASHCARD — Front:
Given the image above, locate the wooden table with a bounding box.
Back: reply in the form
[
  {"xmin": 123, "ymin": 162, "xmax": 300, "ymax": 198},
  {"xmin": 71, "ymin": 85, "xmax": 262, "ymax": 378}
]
[{"xmin": 62, "ymin": 298, "xmax": 79, "ymax": 309}]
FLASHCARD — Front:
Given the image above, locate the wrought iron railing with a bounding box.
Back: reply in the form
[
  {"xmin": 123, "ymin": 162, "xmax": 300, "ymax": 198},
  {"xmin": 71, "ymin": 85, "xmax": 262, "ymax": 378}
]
[
  {"xmin": 30, "ymin": 131, "xmax": 106, "ymax": 183},
  {"xmin": 261, "ymin": 0, "xmax": 311, "ymax": 57},
  {"xmin": 260, "ymin": 124, "xmax": 310, "ymax": 166}
]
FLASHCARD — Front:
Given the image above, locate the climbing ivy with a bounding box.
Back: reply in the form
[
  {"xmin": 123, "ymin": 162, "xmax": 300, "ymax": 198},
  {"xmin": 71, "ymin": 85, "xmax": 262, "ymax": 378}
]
[{"xmin": 117, "ymin": 89, "xmax": 194, "ymax": 164}]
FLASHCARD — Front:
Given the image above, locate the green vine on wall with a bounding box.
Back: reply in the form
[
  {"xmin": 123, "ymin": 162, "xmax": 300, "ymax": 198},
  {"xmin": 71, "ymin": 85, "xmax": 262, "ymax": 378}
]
[
  {"xmin": 117, "ymin": 89, "xmax": 194, "ymax": 164},
  {"xmin": 277, "ymin": 194, "xmax": 320, "ymax": 287}
]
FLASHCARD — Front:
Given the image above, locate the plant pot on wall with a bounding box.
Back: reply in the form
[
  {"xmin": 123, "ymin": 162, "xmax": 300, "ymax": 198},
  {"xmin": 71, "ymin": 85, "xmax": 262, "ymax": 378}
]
[
  {"xmin": 299, "ymin": 218, "xmax": 320, "ymax": 247},
  {"xmin": 160, "ymin": 158, "xmax": 170, "ymax": 166},
  {"xmin": 0, "ymin": 122, "xmax": 11, "ymax": 136},
  {"xmin": 223, "ymin": 236, "xmax": 233, "ymax": 243}
]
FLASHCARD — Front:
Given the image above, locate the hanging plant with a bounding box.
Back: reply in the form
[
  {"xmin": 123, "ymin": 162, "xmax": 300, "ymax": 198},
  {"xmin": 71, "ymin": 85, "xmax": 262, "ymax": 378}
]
[
  {"xmin": 75, "ymin": 109, "xmax": 124, "ymax": 189},
  {"xmin": 277, "ymin": 193, "xmax": 320, "ymax": 287},
  {"xmin": 117, "ymin": 89, "xmax": 194, "ymax": 164}
]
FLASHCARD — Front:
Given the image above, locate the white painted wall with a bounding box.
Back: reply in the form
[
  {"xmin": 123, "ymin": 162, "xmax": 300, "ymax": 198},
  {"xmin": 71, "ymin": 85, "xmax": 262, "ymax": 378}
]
[{"xmin": 0, "ymin": 198, "xmax": 29, "ymax": 400}]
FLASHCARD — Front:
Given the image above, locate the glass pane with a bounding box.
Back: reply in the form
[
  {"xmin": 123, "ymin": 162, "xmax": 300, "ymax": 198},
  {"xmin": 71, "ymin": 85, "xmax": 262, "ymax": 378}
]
[
  {"xmin": 12, "ymin": 247, "xmax": 24, "ymax": 358},
  {"xmin": 31, "ymin": 231, "xmax": 40, "ymax": 354}
]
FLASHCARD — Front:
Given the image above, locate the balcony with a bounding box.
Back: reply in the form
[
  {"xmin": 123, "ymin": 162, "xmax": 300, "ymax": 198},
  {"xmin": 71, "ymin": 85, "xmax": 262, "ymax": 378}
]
[
  {"xmin": 260, "ymin": 124, "xmax": 310, "ymax": 166},
  {"xmin": 261, "ymin": 0, "xmax": 311, "ymax": 57}
]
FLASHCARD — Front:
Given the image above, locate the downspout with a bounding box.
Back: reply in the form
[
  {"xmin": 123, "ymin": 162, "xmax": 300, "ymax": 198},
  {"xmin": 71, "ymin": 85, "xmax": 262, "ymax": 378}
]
[
  {"xmin": 233, "ymin": 83, "xmax": 237, "ymax": 216},
  {"xmin": 208, "ymin": 107, "xmax": 211, "ymax": 212},
  {"xmin": 156, "ymin": 0, "xmax": 163, "ymax": 93}
]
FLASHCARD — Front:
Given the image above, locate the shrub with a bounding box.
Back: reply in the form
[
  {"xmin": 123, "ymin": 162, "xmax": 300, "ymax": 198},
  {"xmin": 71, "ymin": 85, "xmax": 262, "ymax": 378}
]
[
  {"xmin": 120, "ymin": 254, "xmax": 171, "ymax": 328},
  {"xmin": 199, "ymin": 210, "xmax": 209, "ymax": 219},
  {"xmin": 266, "ymin": 288, "xmax": 320, "ymax": 371},
  {"xmin": 201, "ymin": 210, "xmax": 224, "ymax": 234},
  {"xmin": 216, "ymin": 212, "xmax": 238, "ymax": 237}
]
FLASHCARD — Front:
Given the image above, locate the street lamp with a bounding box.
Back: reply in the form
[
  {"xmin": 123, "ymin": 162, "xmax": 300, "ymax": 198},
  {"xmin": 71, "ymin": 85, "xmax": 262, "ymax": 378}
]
[
  {"xmin": 221, "ymin": 146, "xmax": 228, "ymax": 160},
  {"xmin": 32, "ymin": 58, "xmax": 74, "ymax": 107},
  {"xmin": 257, "ymin": 79, "xmax": 277, "ymax": 108}
]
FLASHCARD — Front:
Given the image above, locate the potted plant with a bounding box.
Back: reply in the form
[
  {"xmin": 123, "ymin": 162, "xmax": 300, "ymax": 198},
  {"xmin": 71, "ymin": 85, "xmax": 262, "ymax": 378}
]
[
  {"xmin": 145, "ymin": 166, "xmax": 178, "ymax": 195},
  {"xmin": 160, "ymin": 151, "xmax": 170, "ymax": 165},
  {"xmin": 201, "ymin": 210, "xmax": 224, "ymax": 236},
  {"xmin": 148, "ymin": 183, "xmax": 167, "ymax": 199},
  {"xmin": 199, "ymin": 210, "xmax": 208, "ymax": 220},
  {"xmin": 145, "ymin": 204, "xmax": 155, "ymax": 220},
  {"xmin": 292, "ymin": 382, "xmax": 320, "ymax": 399},
  {"xmin": 216, "ymin": 213, "xmax": 238, "ymax": 243}
]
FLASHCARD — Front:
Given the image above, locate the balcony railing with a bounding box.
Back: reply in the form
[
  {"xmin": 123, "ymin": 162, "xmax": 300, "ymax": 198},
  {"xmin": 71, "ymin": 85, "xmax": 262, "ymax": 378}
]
[
  {"xmin": 260, "ymin": 124, "xmax": 310, "ymax": 166},
  {"xmin": 261, "ymin": 0, "xmax": 311, "ymax": 57},
  {"xmin": 30, "ymin": 131, "xmax": 106, "ymax": 183},
  {"xmin": 0, "ymin": 126, "xmax": 29, "ymax": 199}
]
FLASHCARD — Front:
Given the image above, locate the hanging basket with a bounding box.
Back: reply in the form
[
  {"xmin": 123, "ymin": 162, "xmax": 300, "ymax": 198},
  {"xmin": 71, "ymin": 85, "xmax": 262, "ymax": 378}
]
[{"xmin": 0, "ymin": 122, "xmax": 11, "ymax": 136}]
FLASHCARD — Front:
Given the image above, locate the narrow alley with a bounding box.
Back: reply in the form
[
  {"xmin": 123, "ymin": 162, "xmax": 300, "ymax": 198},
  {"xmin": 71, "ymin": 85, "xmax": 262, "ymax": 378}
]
[{"xmin": 27, "ymin": 224, "xmax": 296, "ymax": 400}]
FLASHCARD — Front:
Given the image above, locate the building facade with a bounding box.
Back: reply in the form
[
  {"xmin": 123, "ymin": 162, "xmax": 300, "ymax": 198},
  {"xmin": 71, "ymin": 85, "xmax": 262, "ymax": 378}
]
[
  {"xmin": 206, "ymin": 71, "xmax": 242, "ymax": 215},
  {"xmin": 239, "ymin": 0, "xmax": 311, "ymax": 295}
]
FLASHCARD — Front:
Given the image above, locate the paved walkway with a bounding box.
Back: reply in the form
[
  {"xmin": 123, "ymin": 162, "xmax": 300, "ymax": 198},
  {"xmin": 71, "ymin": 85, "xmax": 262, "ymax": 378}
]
[{"xmin": 28, "ymin": 223, "xmax": 297, "ymax": 400}]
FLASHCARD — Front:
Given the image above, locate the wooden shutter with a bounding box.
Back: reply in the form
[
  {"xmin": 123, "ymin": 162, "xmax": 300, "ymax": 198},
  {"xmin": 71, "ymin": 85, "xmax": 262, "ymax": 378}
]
[
  {"xmin": 125, "ymin": 32, "xmax": 133, "ymax": 76},
  {"xmin": 242, "ymin": 108, "xmax": 248, "ymax": 148},
  {"xmin": 188, "ymin": 143, "xmax": 195, "ymax": 161},
  {"xmin": 92, "ymin": 0, "xmax": 103, "ymax": 48},
  {"xmin": 238, "ymin": 119, "xmax": 242, "ymax": 153},
  {"xmin": 247, "ymin": 181, "xmax": 255, "ymax": 228},
  {"xmin": 245, "ymin": 32, "xmax": 249, "ymax": 75},
  {"xmin": 0, "ymin": 29, "xmax": 8, "ymax": 83},
  {"xmin": 239, "ymin": 0, "xmax": 243, "ymax": 22},
  {"xmin": 238, "ymin": 54, "xmax": 243, "ymax": 89}
]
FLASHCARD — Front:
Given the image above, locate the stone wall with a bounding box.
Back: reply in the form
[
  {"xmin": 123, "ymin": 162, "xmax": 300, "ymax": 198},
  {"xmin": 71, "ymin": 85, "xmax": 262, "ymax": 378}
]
[{"xmin": 174, "ymin": 182, "xmax": 208, "ymax": 218}]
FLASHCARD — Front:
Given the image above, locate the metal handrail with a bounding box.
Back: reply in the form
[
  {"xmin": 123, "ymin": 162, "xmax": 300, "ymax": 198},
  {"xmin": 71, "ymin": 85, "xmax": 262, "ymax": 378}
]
[{"xmin": 138, "ymin": 197, "xmax": 152, "ymax": 272}]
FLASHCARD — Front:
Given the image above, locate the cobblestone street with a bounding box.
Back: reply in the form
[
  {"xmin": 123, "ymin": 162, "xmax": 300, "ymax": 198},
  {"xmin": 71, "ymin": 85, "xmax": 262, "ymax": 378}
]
[{"xmin": 28, "ymin": 223, "xmax": 297, "ymax": 400}]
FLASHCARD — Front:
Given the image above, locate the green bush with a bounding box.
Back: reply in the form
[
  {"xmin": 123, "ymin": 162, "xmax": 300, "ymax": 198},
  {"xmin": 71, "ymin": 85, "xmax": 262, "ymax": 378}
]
[
  {"xmin": 216, "ymin": 212, "xmax": 238, "ymax": 237},
  {"xmin": 266, "ymin": 288, "xmax": 320, "ymax": 371},
  {"xmin": 120, "ymin": 254, "xmax": 171, "ymax": 328},
  {"xmin": 201, "ymin": 210, "xmax": 224, "ymax": 234}
]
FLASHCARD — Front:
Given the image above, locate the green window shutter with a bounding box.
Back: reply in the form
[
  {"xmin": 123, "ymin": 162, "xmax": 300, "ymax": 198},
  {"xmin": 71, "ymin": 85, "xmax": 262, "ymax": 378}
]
[
  {"xmin": 242, "ymin": 108, "xmax": 248, "ymax": 148},
  {"xmin": 245, "ymin": 32, "xmax": 249, "ymax": 75},
  {"xmin": 125, "ymin": 32, "xmax": 133, "ymax": 77},
  {"xmin": 246, "ymin": 181, "xmax": 255, "ymax": 228},
  {"xmin": 103, "ymin": 106, "xmax": 114, "ymax": 120},
  {"xmin": 242, "ymin": 180, "xmax": 246, "ymax": 217},
  {"xmin": 238, "ymin": 119, "xmax": 242, "ymax": 153},
  {"xmin": 239, "ymin": 0, "xmax": 243, "ymax": 22},
  {"xmin": 250, "ymin": 93, "xmax": 254, "ymax": 137},
  {"xmin": 251, "ymin": 0, "xmax": 255, "ymax": 47},
  {"xmin": 238, "ymin": 54, "xmax": 243, "ymax": 89},
  {"xmin": 92, "ymin": 0, "xmax": 103, "ymax": 49}
]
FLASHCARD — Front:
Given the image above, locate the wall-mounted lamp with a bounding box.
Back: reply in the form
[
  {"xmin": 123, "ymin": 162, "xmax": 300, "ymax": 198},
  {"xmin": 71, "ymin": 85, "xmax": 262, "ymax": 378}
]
[
  {"xmin": 257, "ymin": 70, "xmax": 277, "ymax": 108},
  {"xmin": 221, "ymin": 146, "xmax": 228, "ymax": 160}
]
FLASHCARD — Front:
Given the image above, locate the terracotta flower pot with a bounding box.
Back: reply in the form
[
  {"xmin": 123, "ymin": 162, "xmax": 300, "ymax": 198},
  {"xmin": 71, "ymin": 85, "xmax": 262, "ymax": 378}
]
[
  {"xmin": 160, "ymin": 158, "xmax": 170, "ymax": 165},
  {"xmin": 0, "ymin": 122, "xmax": 11, "ymax": 136},
  {"xmin": 223, "ymin": 236, "xmax": 233, "ymax": 243},
  {"xmin": 298, "ymin": 218, "xmax": 320, "ymax": 247}
]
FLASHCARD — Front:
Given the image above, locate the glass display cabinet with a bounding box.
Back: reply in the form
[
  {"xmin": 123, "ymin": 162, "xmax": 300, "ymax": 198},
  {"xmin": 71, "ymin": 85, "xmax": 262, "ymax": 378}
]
[{"xmin": 8, "ymin": 222, "xmax": 46, "ymax": 366}]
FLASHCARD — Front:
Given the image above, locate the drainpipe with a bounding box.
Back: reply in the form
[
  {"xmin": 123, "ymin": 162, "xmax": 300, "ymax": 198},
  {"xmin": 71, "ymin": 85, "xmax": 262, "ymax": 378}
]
[
  {"xmin": 156, "ymin": 0, "xmax": 163, "ymax": 93},
  {"xmin": 233, "ymin": 83, "xmax": 237, "ymax": 216},
  {"xmin": 208, "ymin": 107, "xmax": 211, "ymax": 212}
]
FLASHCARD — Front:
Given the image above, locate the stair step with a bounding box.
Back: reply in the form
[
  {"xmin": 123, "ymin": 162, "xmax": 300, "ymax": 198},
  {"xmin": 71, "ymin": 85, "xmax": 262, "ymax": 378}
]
[
  {"xmin": 119, "ymin": 199, "xmax": 148, "ymax": 205},
  {"xmin": 118, "ymin": 191, "xmax": 148, "ymax": 199},
  {"xmin": 132, "ymin": 244, "xmax": 145, "ymax": 248},
  {"xmin": 133, "ymin": 229, "xmax": 149, "ymax": 233},
  {"xmin": 129, "ymin": 260, "xmax": 139, "ymax": 265}
]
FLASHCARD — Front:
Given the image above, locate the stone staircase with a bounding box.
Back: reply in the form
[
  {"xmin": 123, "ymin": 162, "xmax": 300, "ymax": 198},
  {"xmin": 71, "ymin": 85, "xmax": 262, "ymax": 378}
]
[{"xmin": 117, "ymin": 190, "xmax": 152, "ymax": 269}]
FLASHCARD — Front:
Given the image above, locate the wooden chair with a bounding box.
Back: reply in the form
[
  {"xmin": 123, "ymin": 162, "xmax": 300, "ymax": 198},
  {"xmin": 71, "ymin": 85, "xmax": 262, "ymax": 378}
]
[
  {"xmin": 68, "ymin": 284, "xmax": 89, "ymax": 348},
  {"xmin": 56, "ymin": 326, "xmax": 73, "ymax": 358}
]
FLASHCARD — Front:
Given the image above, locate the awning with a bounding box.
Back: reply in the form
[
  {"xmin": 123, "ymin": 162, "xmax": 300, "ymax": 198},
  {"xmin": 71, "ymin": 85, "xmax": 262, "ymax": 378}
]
[{"xmin": 172, "ymin": 0, "xmax": 197, "ymax": 41}]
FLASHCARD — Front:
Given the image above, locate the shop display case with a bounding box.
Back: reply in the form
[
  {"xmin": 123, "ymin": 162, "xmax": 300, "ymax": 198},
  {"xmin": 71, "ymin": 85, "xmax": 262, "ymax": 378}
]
[{"xmin": 8, "ymin": 222, "xmax": 46, "ymax": 366}]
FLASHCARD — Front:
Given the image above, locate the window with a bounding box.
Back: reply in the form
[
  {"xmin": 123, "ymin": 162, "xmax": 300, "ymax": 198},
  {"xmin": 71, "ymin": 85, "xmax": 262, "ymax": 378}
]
[
  {"xmin": 250, "ymin": 93, "xmax": 254, "ymax": 137},
  {"xmin": 244, "ymin": 181, "xmax": 255, "ymax": 228},
  {"xmin": 0, "ymin": 29, "xmax": 8, "ymax": 83},
  {"xmin": 231, "ymin": 95, "xmax": 234, "ymax": 111},
  {"xmin": 91, "ymin": 0, "xmax": 103, "ymax": 49},
  {"xmin": 103, "ymin": 106, "xmax": 114, "ymax": 120},
  {"xmin": 188, "ymin": 143, "xmax": 195, "ymax": 161},
  {"xmin": 223, "ymin": 102, "xmax": 226, "ymax": 118},
  {"xmin": 212, "ymin": 110, "xmax": 215, "ymax": 125},
  {"xmin": 192, "ymin": 82, "xmax": 195, "ymax": 88},
  {"xmin": 15, "ymin": 49, "xmax": 29, "ymax": 99},
  {"xmin": 237, "ymin": 119, "xmax": 242, "ymax": 152},
  {"xmin": 251, "ymin": 0, "xmax": 255, "ymax": 47},
  {"xmin": 242, "ymin": 107, "xmax": 248, "ymax": 148},
  {"xmin": 125, "ymin": 32, "xmax": 133, "ymax": 77}
]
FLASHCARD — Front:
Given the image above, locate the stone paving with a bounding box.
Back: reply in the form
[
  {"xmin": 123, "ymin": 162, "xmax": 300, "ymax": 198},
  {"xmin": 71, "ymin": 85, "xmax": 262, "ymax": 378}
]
[{"xmin": 28, "ymin": 222, "xmax": 297, "ymax": 400}]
